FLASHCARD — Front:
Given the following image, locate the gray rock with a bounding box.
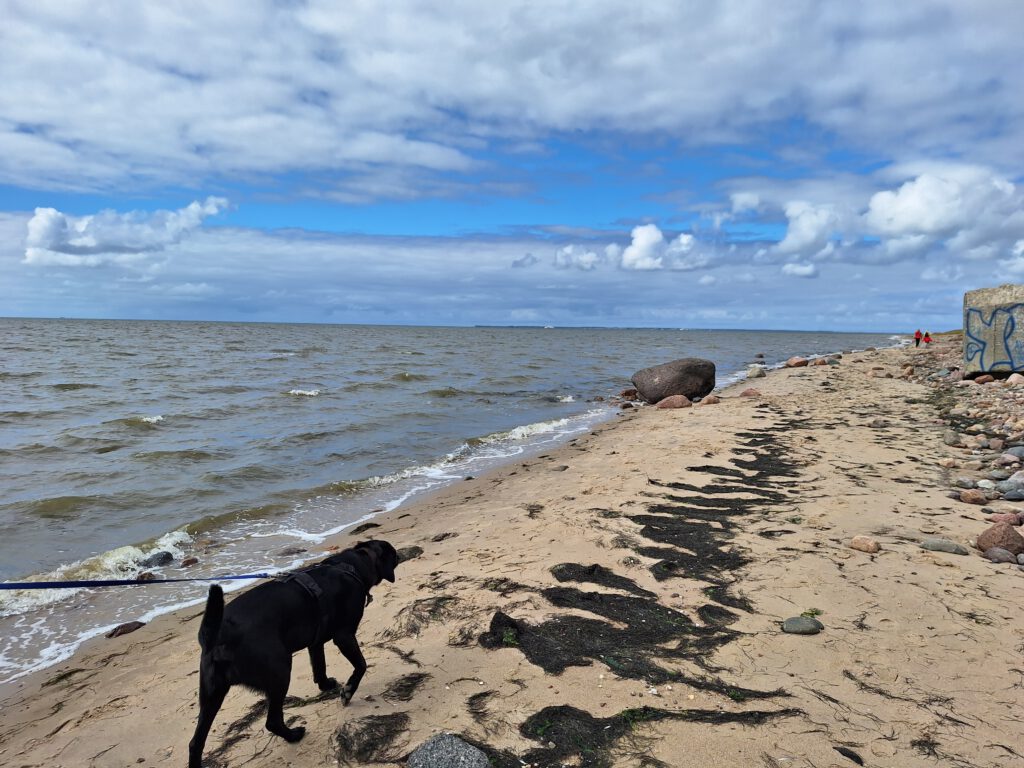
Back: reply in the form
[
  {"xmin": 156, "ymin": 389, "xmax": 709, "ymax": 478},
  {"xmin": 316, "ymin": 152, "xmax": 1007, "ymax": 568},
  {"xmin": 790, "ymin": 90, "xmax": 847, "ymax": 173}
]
[
  {"xmin": 1005, "ymin": 489, "xmax": 1024, "ymax": 501},
  {"xmin": 631, "ymin": 358, "xmax": 716, "ymax": 404},
  {"xmin": 1018, "ymin": 553, "xmax": 1024, "ymax": 565},
  {"xmin": 747, "ymin": 365, "xmax": 767, "ymax": 379},
  {"xmin": 920, "ymin": 538, "xmax": 969, "ymax": 555},
  {"xmin": 943, "ymin": 430, "xmax": 962, "ymax": 447},
  {"xmin": 954, "ymin": 477, "xmax": 975, "ymax": 489},
  {"xmin": 407, "ymin": 734, "xmax": 489, "ymax": 768},
  {"xmin": 1005, "ymin": 446, "xmax": 1024, "ymax": 459},
  {"xmin": 984, "ymin": 547, "xmax": 1018, "ymax": 563},
  {"xmin": 977, "ymin": 479, "xmax": 996, "ymax": 490},
  {"xmin": 990, "ymin": 469, "xmax": 1012, "ymax": 481},
  {"xmin": 140, "ymin": 551, "xmax": 173, "ymax": 568},
  {"xmin": 782, "ymin": 616, "xmax": 824, "ymax": 635}
]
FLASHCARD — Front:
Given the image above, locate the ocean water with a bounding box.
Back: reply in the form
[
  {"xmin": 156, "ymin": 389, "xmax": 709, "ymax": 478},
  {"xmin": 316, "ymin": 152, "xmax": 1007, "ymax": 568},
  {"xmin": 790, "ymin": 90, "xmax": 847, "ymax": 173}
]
[{"xmin": 0, "ymin": 318, "xmax": 900, "ymax": 683}]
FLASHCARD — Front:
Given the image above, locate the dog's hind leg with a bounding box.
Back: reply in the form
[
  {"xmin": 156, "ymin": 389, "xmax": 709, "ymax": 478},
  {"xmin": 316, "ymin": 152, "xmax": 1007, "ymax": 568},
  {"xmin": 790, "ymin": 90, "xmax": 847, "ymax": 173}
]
[
  {"xmin": 332, "ymin": 633, "xmax": 367, "ymax": 706},
  {"xmin": 263, "ymin": 658, "xmax": 306, "ymax": 743},
  {"xmin": 188, "ymin": 667, "xmax": 229, "ymax": 768},
  {"xmin": 308, "ymin": 643, "xmax": 338, "ymax": 691}
]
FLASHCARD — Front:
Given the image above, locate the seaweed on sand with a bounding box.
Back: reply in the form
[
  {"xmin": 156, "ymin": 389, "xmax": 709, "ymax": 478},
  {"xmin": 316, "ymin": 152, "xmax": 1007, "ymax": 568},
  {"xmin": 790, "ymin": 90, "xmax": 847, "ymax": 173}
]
[
  {"xmin": 379, "ymin": 595, "xmax": 461, "ymax": 640},
  {"xmin": 382, "ymin": 672, "xmax": 431, "ymax": 702},
  {"xmin": 550, "ymin": 562, "xmax": 655, "ymax": 597},
  {"xmin": 333, "ymin": 712, "xmax": 410, "ymax": 766}
]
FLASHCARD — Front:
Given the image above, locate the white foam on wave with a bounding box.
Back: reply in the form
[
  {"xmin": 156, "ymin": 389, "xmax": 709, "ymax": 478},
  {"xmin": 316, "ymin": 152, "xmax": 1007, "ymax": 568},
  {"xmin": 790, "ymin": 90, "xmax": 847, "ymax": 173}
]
[
  {"xmin": 557, "ymin": 395, "xmax": 576, "ymax": 403},
  {"xmin": 288, "ymin": 389, "xmax": 321, "ymax": 397},
  {"xmin": 0, "ymin": 530, "xmax": 192, "ymax": 619},
  {"xmin": 141, "ymin": 415, "xmax": 163, "ymax": 424}
]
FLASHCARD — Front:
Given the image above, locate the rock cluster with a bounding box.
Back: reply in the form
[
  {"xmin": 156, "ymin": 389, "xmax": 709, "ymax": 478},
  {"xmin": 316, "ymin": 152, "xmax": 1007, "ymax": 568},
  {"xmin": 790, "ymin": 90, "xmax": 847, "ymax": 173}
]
[{"xmin": 900, "ymin": 334, "xmax": 1024, "ymax": 569}]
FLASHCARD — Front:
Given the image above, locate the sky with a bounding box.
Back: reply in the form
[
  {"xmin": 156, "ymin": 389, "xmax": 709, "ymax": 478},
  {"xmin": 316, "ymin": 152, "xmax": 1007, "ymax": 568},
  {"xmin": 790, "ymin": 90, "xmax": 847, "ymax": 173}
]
[{"xmin": 2, "ymin": 1, "xmax": 1023, "ymax": 331}]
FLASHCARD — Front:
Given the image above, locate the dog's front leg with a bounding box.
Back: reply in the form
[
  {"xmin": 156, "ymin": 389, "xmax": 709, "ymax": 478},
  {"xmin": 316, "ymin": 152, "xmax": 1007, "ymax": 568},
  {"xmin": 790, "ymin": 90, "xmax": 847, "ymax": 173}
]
[
  {"xmin": 308, "ymin": 643, "xmax": 338, "ymax": 691},
  {"xmin": 332, "ymin": 633, "xmax": 366, "ymax": 706}
]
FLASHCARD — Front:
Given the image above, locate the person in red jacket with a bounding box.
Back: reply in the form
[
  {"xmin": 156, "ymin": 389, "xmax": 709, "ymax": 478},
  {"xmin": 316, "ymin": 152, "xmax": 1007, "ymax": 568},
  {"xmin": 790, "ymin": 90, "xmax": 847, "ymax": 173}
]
[
  {"xmin": 923, "ymin": 331, "xmax": 932, "ymax": 345},
  {"xmin": 913, "ymin": 329, "xmax": 923, "ymax": 347}
]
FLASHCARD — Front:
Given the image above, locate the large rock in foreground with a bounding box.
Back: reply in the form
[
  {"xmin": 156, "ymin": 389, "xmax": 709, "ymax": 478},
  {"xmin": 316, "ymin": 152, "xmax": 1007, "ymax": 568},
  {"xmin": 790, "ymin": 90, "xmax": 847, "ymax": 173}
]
[{"xmin": 631, "ymin": 358, "xmax": 715, "ymax": 404}]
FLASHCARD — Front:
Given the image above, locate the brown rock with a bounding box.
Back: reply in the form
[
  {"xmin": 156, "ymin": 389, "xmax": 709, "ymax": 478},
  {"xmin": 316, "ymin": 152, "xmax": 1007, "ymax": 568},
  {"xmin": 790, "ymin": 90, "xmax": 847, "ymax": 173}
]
[
  {"xmin": 740, "ymin": 388, "xmax": 762, "ymax": 398},
  {"xmin": 106, "ymin": 621, "xmax": 146, "ymax": 638},
  {"xmin": 785, "ymin": 356, "xmax": 809, "ymax": 368},
  {"xmin": 985, "ymin": 513, "xmax": 1022, "ymax": 525},
  {"xmin": 850, "ymin": 535, "xmax": 881, "ymax": 554},
  {"xmin": 620, "ymin": 388, "xmax": 639, "ymax": 400},
  {"xmin": 975, "ymin": 374, "xmax": 995, "ymax": 384},
  {"xmin": 137, "ymin": 572, "xmax": 156, "ymax": 581},
  {"xmin": 181, "ymin": 556, "xmax": 199, "ymax": 567},
  {"xmin": 976, "ymin": 522, "xmax": 1024, "ymax": 555},
  {"xmin": 959, "ymin": 489, "xmax": 987, "ymax": 505},
  {"xmin": 656, "ymin": 395, "xmax": 692, "ymax": 409},
  {"xmin": 700, "ymin": 395, "xmax": 721, "ymax": 405},
  {"xmin": 1008, "ymin": 372, "xmax": 1024, "ymax": 385},
  {"xmin": 812, "ymin": 358, "xmax": 828, "ymax": 366},
  {"xmin": 620, "ymin": 402, "xmax": 634, "ymax": 410},
  {"xmin": 989, "ymin": 438, "xmax": 1005, "ymax": 452}
]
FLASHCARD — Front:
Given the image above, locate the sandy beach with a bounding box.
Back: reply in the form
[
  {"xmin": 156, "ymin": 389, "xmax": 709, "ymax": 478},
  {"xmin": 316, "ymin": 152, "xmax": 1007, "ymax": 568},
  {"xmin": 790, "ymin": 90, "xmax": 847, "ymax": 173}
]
[{"xmin": 2, "ymin": 337, "xmax": 1023, "ymax": 768}]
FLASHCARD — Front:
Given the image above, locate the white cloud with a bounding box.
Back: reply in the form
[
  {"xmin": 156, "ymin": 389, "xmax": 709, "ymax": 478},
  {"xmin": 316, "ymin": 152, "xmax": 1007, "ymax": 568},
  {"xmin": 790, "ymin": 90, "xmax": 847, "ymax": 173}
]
[
  {"xmin": 553, "ymin": 244, "xmax": 601, "ymax": 270},
  {"xmin": 620, "ymin": 224, "xmax": 665, "ymax": 270},
  {"xmin": 730, "ymin": 192, "xmax": 760, "ymax": 214},
  {"xmin": 2, "ymin": 3, "xmax": 1022, "ymax": 195},
  {"xmin": 698, "ymin": 274, "xmax": 717, "ymax": 286},
  {"xmin": 620, "ymin": 224, "xmax": 709, "ymax": 271},
  {"xmin": 24, "ymin": 198, "xmax": 227, "ymax": 266},
  {"xmin": 781, "ymin": 262, "xmax": 818, "ymax": 278},
  {"xmin": 775, "ymin": 201, "xmax": 840, "ymax": 256},
  {"xmin": 512, "ymin": 252, "xmax": 540, "ymax": 268}
]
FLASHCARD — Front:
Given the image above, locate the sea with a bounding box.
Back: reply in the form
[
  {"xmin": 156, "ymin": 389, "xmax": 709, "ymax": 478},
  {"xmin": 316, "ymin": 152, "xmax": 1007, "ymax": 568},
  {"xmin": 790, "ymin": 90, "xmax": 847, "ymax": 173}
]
[{"xmin": 0, "ymin": 318, "xmax": 902, "ymax": 685}]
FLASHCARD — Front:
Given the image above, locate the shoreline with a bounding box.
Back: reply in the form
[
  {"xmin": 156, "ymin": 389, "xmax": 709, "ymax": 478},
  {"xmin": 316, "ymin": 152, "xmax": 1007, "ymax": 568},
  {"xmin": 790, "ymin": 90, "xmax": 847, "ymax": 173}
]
[
  {"xmin": 8, "ymin": 337, "xmax": 1017, "ymax": 768},
  {"xmin": 0, "ymin": 342, "xmax": 894, "ymax": 687}
]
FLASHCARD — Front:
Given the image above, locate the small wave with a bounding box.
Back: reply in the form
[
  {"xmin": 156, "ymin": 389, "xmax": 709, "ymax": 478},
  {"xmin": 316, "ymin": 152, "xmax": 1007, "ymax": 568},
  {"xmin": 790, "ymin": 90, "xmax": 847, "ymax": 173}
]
[
  {"xmin": 391, "ymin": 372, "xmax": 431, "ymax": 382},
  {"xmin": 287, "ymin": 389, "xmax": 321, "ymax": 397},
  {"xmin": 481, "ymin": 418, "xmax": 572, "ymax": 444},
  {"xmin": 423, "ymin": 387, "xmax": 463, "ymax": 398},
  {"xmin": 0, "ymin": 371, "xmax": 42, "ymax": 380},
  {"xmin": 110, "ymin": 415, "xmax": 165, "ymax": 429},
  {"xmin": 50, "ymin": 382, "xmax": 99, "ymax": 391},
  {"xmin": 0, "ymin": 530, "xmax": 192, "ymax": 618},
  {"xmin": 133, "ymin": 449, "xmax": 219, "ymax": 462},
  {"xmin": 557, "ymin": 395, "xmax": 575, "ymax": 403}
]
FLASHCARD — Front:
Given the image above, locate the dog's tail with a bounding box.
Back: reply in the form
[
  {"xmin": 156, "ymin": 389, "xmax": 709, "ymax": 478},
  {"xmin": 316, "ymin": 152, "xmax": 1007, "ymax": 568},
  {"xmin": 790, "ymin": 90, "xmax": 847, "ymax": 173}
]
[{"xmin": 198, "ymin": 585, "xmax": 224, "ymax": 649}]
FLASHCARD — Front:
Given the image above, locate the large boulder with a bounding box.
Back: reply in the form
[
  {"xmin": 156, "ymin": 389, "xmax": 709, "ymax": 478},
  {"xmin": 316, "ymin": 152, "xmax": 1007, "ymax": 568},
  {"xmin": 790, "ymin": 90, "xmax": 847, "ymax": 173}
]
[
  {"xmin": 976, "ymin": 522, "xmax": 1024, "ymax": 555},
  {"xmin": 631, "ymin": 358, "xmax": 715, "ymax": 404}
]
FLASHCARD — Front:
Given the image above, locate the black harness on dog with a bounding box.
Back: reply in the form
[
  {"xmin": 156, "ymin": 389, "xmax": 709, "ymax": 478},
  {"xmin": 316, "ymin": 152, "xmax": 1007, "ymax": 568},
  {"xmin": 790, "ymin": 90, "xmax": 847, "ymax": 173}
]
[{"xmin": 275, "ymin": 563, "xmax": 372, "ymax": 644}]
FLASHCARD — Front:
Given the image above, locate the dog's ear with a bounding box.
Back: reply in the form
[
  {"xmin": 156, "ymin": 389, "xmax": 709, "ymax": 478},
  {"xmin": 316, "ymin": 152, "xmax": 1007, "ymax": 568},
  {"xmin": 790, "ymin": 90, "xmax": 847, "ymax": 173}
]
[{"xmin": 377, "ymin": 541, "xmax": 397, "ymax": 583}]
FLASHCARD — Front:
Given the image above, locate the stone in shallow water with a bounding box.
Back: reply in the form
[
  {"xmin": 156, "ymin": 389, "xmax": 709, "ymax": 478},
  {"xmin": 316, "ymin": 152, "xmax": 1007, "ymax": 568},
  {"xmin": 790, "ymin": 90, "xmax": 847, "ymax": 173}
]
[
  {"xmin": 920, "ymin": 538, "xmax": 969, "ymax": 555},
  {"xmin": 782, "ymin": 616, "xmax": 824, "ymax": 635}
]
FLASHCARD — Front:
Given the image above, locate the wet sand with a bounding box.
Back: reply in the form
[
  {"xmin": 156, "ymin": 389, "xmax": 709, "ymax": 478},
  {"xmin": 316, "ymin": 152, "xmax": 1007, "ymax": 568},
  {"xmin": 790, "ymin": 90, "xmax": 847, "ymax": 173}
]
[{"xmin": 2, "ymin": 338, "xmax": 1022, "ymax": 768}]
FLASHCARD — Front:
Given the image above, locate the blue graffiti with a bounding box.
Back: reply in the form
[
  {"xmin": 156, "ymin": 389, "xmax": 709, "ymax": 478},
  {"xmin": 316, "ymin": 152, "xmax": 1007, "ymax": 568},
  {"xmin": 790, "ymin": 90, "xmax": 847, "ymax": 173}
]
[{"xmin": 965, "ymin": 302, "xmax": 1024, "ymax": 371}]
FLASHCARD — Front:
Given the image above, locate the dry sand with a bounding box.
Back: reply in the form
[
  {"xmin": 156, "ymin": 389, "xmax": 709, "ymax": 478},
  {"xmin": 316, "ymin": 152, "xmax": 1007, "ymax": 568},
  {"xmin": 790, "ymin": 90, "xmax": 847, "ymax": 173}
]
[{"xmin": 2, "ymin": 340, "xmax": 1023, "ymax": 768}]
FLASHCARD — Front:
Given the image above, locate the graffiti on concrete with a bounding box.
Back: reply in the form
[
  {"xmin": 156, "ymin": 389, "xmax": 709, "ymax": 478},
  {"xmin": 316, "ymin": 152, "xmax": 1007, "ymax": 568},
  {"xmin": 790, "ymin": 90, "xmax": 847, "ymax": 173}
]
[{"xmin": 965, "ymin": 302, "xmax": 1024, "ymax": 371}]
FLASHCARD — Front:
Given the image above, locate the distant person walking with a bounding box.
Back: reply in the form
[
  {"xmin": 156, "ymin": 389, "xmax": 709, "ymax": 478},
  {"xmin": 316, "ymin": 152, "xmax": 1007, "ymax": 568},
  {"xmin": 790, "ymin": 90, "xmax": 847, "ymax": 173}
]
[
  {"xmin": 923, "ymin": 331, "xmax": 933, "ymax": 346},
  {"xmin": 914, "ymin": 329, "xmax": 923, "ymax": 347}
]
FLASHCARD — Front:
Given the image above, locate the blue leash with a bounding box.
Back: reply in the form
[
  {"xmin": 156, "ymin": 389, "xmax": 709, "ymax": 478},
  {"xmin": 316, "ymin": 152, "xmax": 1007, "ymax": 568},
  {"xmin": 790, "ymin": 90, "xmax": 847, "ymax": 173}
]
[{"xmin": 0, "ymin": 573, "xmax": 273, "ymax": 590}]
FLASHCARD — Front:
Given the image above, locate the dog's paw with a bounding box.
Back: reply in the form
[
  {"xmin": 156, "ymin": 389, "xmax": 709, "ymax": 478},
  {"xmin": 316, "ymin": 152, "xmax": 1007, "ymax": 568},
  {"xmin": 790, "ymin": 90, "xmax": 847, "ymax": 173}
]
[
  {"xmin": 283, "ymin": 725, "xmax": 306, "ymax": 743},
  {"xmin": 340, "ymin": 683, "xmax": 354, "ymax": 706},
  {"xmin": 318, "ymin": 677, "xmax": 339, "ymax": 692}
]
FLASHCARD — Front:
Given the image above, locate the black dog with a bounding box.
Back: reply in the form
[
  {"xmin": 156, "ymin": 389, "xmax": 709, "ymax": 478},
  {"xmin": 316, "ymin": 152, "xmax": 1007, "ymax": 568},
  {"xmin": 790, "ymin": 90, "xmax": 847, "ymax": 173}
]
[{"xmin": 188, "ymin": 539, "xmax": 398, "ymax": 768}]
